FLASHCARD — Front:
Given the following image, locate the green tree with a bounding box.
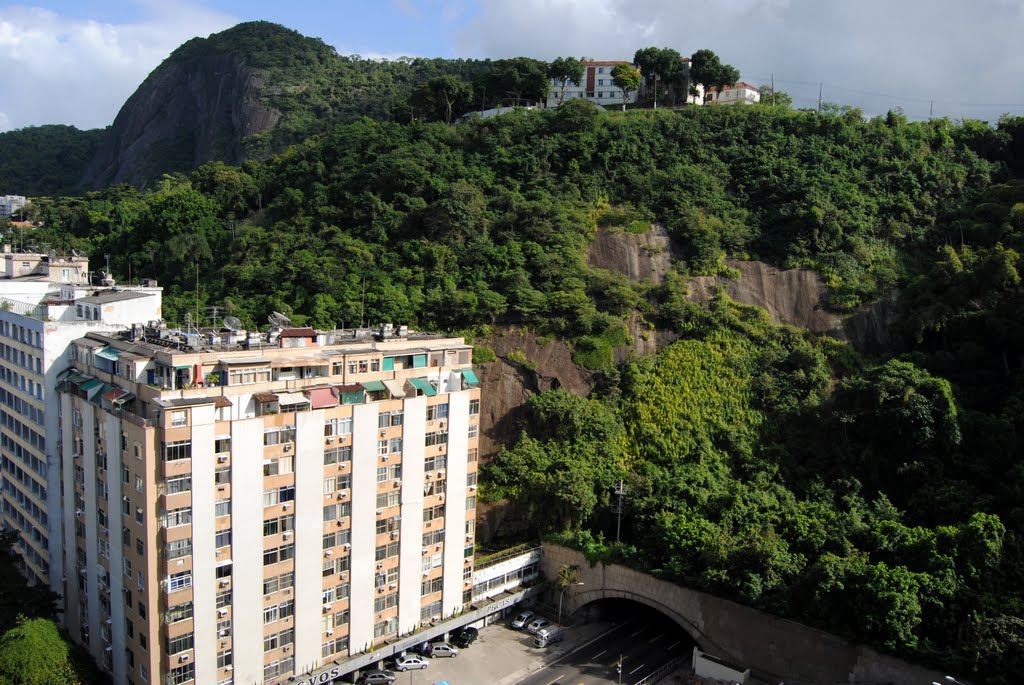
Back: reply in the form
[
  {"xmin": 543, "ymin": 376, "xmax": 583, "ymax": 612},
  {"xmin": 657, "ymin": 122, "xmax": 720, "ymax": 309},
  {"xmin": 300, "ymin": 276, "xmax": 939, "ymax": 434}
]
[
  {"xmin": 0, "ymin": 617, "xmax": 81, "ymax": 685},
  {"xmin": 689, "ymin": 49, "xmax": 740, "ymax": 103},
  {"xmin": 756, "ymin": 84, "xmax": 793, "ymax": 108},
  {"xmin": 411, "ymin": 75, "xmax": 474, "ymax": 123},
  {"xmin": 548, "ymin": 57, "xmax": 585, "ymax": 106},
  {"xmin": 611, "ymin": 64, "xmax": 641, "ymax": 111},
  {"xmin": 633, "ymin": 47, "xmax": 683, "ymax": 107},
  {"xmin": 486, "ymin": 58, "xmax": 551, "ymax": 106}
]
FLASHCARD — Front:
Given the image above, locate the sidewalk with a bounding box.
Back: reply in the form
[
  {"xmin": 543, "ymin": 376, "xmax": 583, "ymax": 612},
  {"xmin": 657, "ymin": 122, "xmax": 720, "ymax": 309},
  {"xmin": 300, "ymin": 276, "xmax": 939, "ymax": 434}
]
[{"xmin": 494, "ymin": 621, "xmax": 615, "ymax": 685}]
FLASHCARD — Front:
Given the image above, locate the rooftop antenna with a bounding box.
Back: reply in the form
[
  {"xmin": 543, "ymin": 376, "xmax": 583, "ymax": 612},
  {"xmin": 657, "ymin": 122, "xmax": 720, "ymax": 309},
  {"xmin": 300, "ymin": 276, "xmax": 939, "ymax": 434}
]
[
  {"xmin": 268, "ymin": 311, "xmax": 292, "ymax": 328},
  {"xmin": 205, "ymin": 305, "xmax": 221, "ymax": 330}
]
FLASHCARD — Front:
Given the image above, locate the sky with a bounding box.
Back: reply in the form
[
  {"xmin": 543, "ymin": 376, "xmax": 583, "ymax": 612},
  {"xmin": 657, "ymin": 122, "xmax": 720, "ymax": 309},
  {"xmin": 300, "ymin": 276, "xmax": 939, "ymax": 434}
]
[{"xmin": 1, "ymin": 0, "xmax": 1023, "ymax": 133}]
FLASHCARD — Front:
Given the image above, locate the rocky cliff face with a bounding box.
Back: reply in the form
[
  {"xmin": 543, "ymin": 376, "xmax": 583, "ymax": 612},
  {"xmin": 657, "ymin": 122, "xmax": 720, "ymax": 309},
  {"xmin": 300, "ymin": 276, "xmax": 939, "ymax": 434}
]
[{"xmin": 81, "ymin": 53, "xmax": 280, "ymax": 188}]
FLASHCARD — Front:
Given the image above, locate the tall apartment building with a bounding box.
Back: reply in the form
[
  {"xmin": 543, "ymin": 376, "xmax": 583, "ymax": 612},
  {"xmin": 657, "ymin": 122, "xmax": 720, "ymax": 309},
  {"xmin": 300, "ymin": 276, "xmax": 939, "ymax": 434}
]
[
  {"xmin": 546, "ymin": 60, "xmax": 638, "ymax": 107},
  {"xmin": 57, "ymin": 323, "xmax": 480, "ymax": 685},
  {"xmin": 0, "ymin": 246, "xmax": 161, "ymax": 589}
]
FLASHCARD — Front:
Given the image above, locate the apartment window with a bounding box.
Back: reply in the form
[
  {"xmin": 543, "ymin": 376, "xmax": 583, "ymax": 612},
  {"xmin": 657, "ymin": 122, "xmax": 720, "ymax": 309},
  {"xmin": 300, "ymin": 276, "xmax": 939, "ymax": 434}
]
[
  {"xmin": 263, "ymin": 426, "xmax": 296, "ymax": 446},
  {"xmin": 468, "ymin": 448, "xmax": 478, "ymax": 463},
  {"xmin": 263, "ymin": 628, "xmax": 294, "ymax": 652},
  {"xmin": 378, "ymin": 411, "xmax": 403, "ymax": 428},
  {"xmin": 215, "ymin": 529, "xmax": 231, "ymax": 548},
  {"xmin": 166, "ymin": 538, "xmax": 192, "ymax": 560},
  {"xmin": 323, "ymin": 530, "xmax": 351, "ymax": 549},
  {"xmin": 217, "ymin": 618, "xmax": 231, "ymax": 637},
  {"xmin": 375, "ymin": 490, "xmax": 401, "ymax": 508},
  {"xmin": 161, "ymin": 507, "xmax": 191, "ymax": 528},
  {"xmin": 322, "ymin": 584, "xmax": 350, "ymax": 603},
  {"xmin": 262, "ymin": 486, "xmax": 295, "ymax": 507},
  {"xmin": 338, "ymin": 417, "xmax": 352, "ymax": 435},
  {"xmin": 263, "ymin": 456, "xmax": 293, "ymax": 476},
  {"xmin": 170, "ymin": 410, "xmax": 187, "ymax": 427},
  {"xmin": 168, "ymin": 664, "xmax": 194, "ymax": 685},
  {"xmin": 166, "ymin": 632, "xmax": 194, "ymax": 655},
  {"xmin": 374, "ymin": 617, "xmax": 398, "ymax": 638},
  {"xmin": 377, "ymin": 440, "xmax": 388, "ymax": 457},
  {"xmin": 424, "ymin": 454, "xmax": 447, "ymax": 472},
  {"xmin": 421, "ymin": 577, "xmax": 444, "ymax": 595},
  {"xmin": 426, "ymin": 404, "xmax": 449, "ymax": 421},
  {"xmin": 165, "ymin": 475, "xmax": 191, "ymax": 494},
  {"xmin": 166, "ymin": 602, "xmax": 193, "ymax": 623},
  {"xmin": 425, "ymin": 431, "xmax": 448, "ymax": 447},
  {"xmin": 215, "ymin": 467, "xmax": 230, "ymax": 485},
  {"xmin": 322, "ymin": 636, "xmax": 349, "ymax": 659},
  {"xmin": 376, "ymin": 466, "xmax": 388, "ymax": 483},
  {"xmin": 228, "ymin": 367, "xmax": 271, "ymax": 385},
  {"xmin": 423, "ymin": 529, "xmax": 445, "ymax": 546},
  {"xmin": 215, "ymin": 499, "xmax": 230, "ymax": 517},
  {"xmin": 469, "ymin": 399, "xmax": 480, "ymax": 415},
  {"xmin": 161, "ymin": 440, "xmax": 191, "ymax": 462},
  {"xmin": 216, "ymin": 650, "xmax": 232, "ymax": 669},
  {"xmin": 373, "ymin": 593, "xmax": 398, "ymax": 612},
  {"xmin": 323, "ymin": 446, "xmax": 352, "ymax": 466},
  {"xmin": 423, "ymin": 504, "xmax": 445, "ymax": 522},
  {"xmin": 215, "ymin": 437, "xmax": 230, "ymax": 454},
  {"xmin": 468, "ymin": 424, "xmax": 479, "ymax": 439},
  {"xmin": 467, "ymin": 472, "xmax": 478, "ymax": 487},
  {"xmin": 375, "ymin": 516, "xmax": 400, "ymax": 535},
  {"xmin": 263, "ymin": 545, "xmax": 295, "ymax": 566},
  {"xmin": 323, "ymin": 503, "xmax": 350, "ymax": 521},
  {"xmin": 166, "ymin": 571, "xmax": 191, "ymax": 592},
  {"xmin": 263, "ymin": 600, "xmax": 295, "ymax": 624},
  {"xmin": 216, "ymin": 590, "xmax": 231, "ymax": 608},
  {"xmin": 263, "ymin": 515, "xmax": 294, "ymax": 536},
  {"xmin": 323, "ymin": 556, "xmax": 350, "ymax": 576},
  {"xmin": 424, "ymin": 478, "xmax": 446, "ymax": 496},
  {"xmin": 263, "ymin": 572, "xmax": 294, "ymax": 595},
  {"xmin": 323, "ymin": 476, "xmax": 337, "ymax": 494},
  {"xmin": 466, "ymin": 496, "xmax": 477, "ymax": 510},
  {"xmin": 420, "ymin": 600, "xmax": 442, "ymax": 622}
]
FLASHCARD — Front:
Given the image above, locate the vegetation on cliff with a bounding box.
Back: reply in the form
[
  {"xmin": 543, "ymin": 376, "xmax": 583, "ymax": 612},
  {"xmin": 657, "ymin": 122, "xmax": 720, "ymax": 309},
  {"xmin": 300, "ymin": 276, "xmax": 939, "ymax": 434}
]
[{"xmin": 16, "ymin": 102, "xmax": 1024, "ymax": 681}]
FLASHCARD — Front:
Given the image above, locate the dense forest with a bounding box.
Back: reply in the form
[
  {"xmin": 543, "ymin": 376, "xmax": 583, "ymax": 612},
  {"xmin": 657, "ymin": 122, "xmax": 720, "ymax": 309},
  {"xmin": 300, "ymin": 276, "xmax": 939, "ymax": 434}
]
[{"xmin": 13, "ymin": 100, "xmax": 1024, "ymax": 681}]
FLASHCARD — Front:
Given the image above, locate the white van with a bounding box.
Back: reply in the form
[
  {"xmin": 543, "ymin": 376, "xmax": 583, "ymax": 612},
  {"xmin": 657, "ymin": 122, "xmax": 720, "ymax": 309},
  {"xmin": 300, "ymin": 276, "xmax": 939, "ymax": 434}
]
[{"xmin": 532, "ymin": 625, "xmax": 564, "ymax": 648}]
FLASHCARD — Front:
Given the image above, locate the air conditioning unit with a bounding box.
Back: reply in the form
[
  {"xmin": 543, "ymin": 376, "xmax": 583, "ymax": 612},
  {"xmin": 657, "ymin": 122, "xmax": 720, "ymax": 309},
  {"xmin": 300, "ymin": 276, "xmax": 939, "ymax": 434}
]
[
  {"xmin": 217, "ymin": 608, "xmax": 228, "ymax": 617},
  {"xmin": 466, "ymin": 534, "xmax": 473, "ymax": 541},
  {"xmin": 382, "ymin": 455, "xmax": 388, "ymax": 462},
  {"xmin": 225, "ymin": 665, "xmax": 233, "ymax": 672},
  {"xmin": 179, "ymin": 654, "xmax": 190, "ymax": 663},
  {"xmin": 340, "ymin": 571, "xmax": 348, "ymax": 579},
  {"xmin": 282, "ymin": 503, "xmax": 290, "ymax": 511},
  {"xmin": 324, "ymin": 550, "xmax": 333, "ymax": 558},
  {"xmin": 437, "ymin": 470, "xmax": 445, "ymax": 478},
  {"xmin": 377, "ymin": 587, "xmax": 384, "ymax": 594},
  {"xmin": 422, "ymin": 571, "xmax": 430, "ymax": 577},
  {"xmin": 218, "ymin": 629, "xmax": 228, "ymax": 637},
  {"xmin": 439, "ymin": 421, "xmax": 445, "ymax": 429},
  {"xmin": 217, "ymin": 455, "xmax": 227, "ymax": 463},
  {"xmin": 470, "ymin": 485, "xmax": 477, "ymax": 491},
  {"xmin": 327, "ymin": 437, "xmax": 335, "ymax": 444},
  {"xmin": 323, "ymin": 603, "xmax": 332, "ymax": 612},
  {"xmin": 336, "ymin": 492, "xmax": 347, "ymax": 500},
  {"xmin": 391, "ymin": 531, "xmax": 399, "ymax": 540},
  {"xmin": 283, "ymin": 532, "xmax": 292, "ymax": 540},
  {"xmin": 389, "ymin": 582, "xmax": 397, "ymax": 590},
  {"xmin": 283, "ymin": 444, "xmax": 292, "ymax": 452},
  {"xmin": 335, "ymin": 519, "xmax": 344, "ymax": 527},
  {"xmin": 216, "ymin": 550, "xmax": 222, "ymax": 557},
  {"xmin": 376, "ymin": 509, "xmax": 384, "ymax": 517},
  {"xmin": 326, "ymin": 630, "xmax": 334, "ymax": 636},
  {"xmin": 425, "ymin": 473, "xmax": 432, "ymax": 480},
  {"xmin": 421, "ymin": 547, "xmax": 428, "ymax": 555},
  {"xmin": 219, "ymin": 580, "xmax": 230, "ymax": 588},
  {"xmin": 393, "ymin": 479, "xmax": 401, "ymax": 488},
  {"xmin": 342, "ymin": 543, "xmax": 351, "ymax": 551},
  {"xmin": 435, "ymin": 544, "xmax": 441, "ymax": 551},
  {"xmin": 376, "ymin": 563, "xmax": 383, "ymax": 570},
  {"xmin": 379, "ymin": 430, "xmax": 386, "ymax": 438},
  {"xmin": 217, "ymin": 485, "xmax": 226, "ymax": 491},
  {"xmin": 283, "ymin": 645, "xmax": 291, "ymax": 653}
]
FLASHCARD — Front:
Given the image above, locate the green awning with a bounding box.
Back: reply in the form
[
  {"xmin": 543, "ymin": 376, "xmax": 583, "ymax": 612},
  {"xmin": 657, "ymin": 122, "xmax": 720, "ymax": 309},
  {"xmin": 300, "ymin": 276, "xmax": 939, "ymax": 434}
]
[
  {"xmin": 360, "ymin": 380, "xmax": 387, "ymax": 392},
  {"xmin": 95, "ymin": 347, "xmax": 121, "ymax": 361},
  {"xmin": 461, "ymin": 368, "xmax": 480, "ymax": 386},
  {"xmin": 340, "ymin": 390, "xmax": 364, "ymax": 405},
  {"xmin": 67, "ymin": 373, "xmax": 89, "ymax": 385},
  {"xmin": 54, "ymin": 381, "xmax": 68, "ymax": 393},
  {"xmin": 80, "ymin": 379, "xmax": 102, "ymax": 391},
  {"xmin": 408, "ymin": 378, "xmax": 437, "ymax": 397},
  {"xmin": 88, "ymin": 384, "xmax": 113, "ymax": 404},
  {"xmin": 174, "ymin": 364, "xmax": 192, "ymax": 371}
]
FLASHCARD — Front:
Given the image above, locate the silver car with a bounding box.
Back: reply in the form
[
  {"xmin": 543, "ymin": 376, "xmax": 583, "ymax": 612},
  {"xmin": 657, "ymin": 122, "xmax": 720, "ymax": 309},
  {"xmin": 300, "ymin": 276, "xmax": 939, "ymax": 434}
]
[
  {"xmin": 392, "ymin": 654, "xmax": 429, "ymax": 671},
  {"xmin": 511, "ymin": 610, "xmax": 535, "ymax": 630},
  {"xmin": 526, "ymin": 618, "xmax": 551, "ymax": 635}
]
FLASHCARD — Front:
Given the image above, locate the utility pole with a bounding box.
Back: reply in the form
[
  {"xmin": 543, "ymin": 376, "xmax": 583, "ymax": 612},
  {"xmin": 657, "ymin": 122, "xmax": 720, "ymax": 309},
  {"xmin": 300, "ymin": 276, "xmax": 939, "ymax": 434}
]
[
  {"xmin": 930, "ymin": 100, "xmax": 934, "ymax": 117},
  {"xmin": 612, "ymin": 479, "xmax": 626, "ymax": 543},
  {"xmin": 616, "ymin": 654, "xmax": 623, "ymax": 685},
  {"xmin": 771, "ymin": 72, "xmax": 775, "ymax": 106},
  {"xmin": 817, "ymin": 82, "xmax": 822, "ymax": 112}
]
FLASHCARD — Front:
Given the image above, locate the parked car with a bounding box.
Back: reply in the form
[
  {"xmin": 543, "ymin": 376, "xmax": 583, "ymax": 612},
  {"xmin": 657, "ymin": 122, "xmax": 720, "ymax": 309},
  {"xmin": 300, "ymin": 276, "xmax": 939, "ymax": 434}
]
[
  {"xmin": 359, "ymin": 669, "xmax": 397, "ymax": 685},
  {"xmin": 511, "ymin": 610, "xmax": 535, "ymax": 630},
  {"xmin": 390, "ymin": 654, "xmax": 429, "ymax": 671},
  {"xmin": 420, "ymin": 642, "xmax": 459, "ymax": 658},
  {"xmin": 526, "ymin": 618, "xmax": 551, "ymax": 635},
  {"xmin": 450, "ymin": 626, "xmax": 479, "ymax": 648},
  {"xmin": 533, "ymin": 625, "xmax": 565, "ymax": 648}
]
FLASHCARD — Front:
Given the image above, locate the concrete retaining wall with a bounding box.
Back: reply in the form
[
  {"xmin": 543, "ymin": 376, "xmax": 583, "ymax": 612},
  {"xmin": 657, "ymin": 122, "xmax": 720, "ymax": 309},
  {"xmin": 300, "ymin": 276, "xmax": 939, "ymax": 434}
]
[{"xmin": 542, "ymin": 544, "xmax": 948, "ymax": 685}]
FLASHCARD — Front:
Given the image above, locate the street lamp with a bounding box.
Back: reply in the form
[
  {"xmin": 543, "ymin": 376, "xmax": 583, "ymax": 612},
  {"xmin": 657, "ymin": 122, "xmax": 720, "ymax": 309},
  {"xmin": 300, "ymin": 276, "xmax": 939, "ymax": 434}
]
[{"xmin": 558, "ymin": 582, "xmax": 584, "ymax": 625}]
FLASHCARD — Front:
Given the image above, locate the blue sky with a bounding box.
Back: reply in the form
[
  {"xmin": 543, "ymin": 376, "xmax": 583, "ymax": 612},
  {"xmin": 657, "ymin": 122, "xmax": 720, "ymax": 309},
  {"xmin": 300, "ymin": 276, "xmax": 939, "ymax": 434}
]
[{"xmin": 1, "ymin": 0, "xmax": 1024, "ymax": 133}]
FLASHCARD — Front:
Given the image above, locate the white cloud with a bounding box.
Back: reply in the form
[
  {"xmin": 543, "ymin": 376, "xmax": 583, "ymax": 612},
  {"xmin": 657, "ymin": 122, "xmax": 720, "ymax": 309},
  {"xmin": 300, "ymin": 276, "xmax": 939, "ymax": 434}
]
[
  {"xmin": 0, "ymin": 2, "xmax": 235, "ymax": 132},
  {"xmin": 455, "ymin": 0, "xmax": 1024, "ymax": 121}
]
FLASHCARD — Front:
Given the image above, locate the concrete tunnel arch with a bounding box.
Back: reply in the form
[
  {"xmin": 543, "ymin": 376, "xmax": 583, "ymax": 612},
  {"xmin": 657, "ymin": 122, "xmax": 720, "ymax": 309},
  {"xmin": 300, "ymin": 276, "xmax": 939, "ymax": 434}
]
[{"xmin": 567, "ymin": 587, "xmax": 711, "ymax": 652}]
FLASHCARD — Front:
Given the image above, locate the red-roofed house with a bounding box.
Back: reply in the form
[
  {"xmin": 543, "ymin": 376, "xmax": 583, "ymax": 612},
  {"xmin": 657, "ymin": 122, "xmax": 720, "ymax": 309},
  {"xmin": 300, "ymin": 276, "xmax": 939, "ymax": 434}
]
[
  {"xmin": 707, "ymin": 82, "xmax": 761, "ymax": 106},
  {"xmin": 547, "ymin": 60, "xmax": 639, "ymax": 108}
]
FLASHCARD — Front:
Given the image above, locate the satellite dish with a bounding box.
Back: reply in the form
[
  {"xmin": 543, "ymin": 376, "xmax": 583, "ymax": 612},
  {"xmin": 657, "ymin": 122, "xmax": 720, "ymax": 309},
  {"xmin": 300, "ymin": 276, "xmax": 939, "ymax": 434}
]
[
  {"xmin": 47, "ymin": 250, "xmax": 57, "ymax": 259},
  {"xmin": 268, "ymin": 311, "xmax": 292, "ymax": 327},
  {"xmin": 71, "ymin": 249, "xmax": 83, "ymax": 257},
  {"xmin": 224, "ymin": 316, "xmax": 243, "ymax": 331}
]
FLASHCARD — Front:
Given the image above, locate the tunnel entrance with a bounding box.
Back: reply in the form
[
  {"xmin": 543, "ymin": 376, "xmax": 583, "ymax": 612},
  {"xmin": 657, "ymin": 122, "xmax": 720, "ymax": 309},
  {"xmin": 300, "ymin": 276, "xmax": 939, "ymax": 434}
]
[{"xmin": 562, "ymin": 598, "xmax": 698, "ymax": 684}]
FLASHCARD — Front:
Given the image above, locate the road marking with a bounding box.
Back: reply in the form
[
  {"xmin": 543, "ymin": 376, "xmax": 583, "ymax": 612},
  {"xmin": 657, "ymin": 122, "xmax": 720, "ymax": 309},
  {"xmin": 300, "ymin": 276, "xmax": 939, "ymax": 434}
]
[
  {"xmin": 592, "ymin": 649, "xmax": 607, "ymax": 659},
  {"xmin": 647, "ymin": 633, "xmax": 663, "ymax": 644},
  {"xmin": 509, "ymin": 623, "xmax": 628, "ymax": 685},
  {"xmin": 630, "ymin": 628, "xmax": 645, "ymax": 637},
  {"xmin": 546, "ymin": 677, "xmax": 563, "ymax": 685},
  {"xmin": 666, "ymin": 640, "xmax": 681, "ymax": 651},
  {"xmin": 629, "ymin": 664, "xmax": 645, "ymax": 675}
]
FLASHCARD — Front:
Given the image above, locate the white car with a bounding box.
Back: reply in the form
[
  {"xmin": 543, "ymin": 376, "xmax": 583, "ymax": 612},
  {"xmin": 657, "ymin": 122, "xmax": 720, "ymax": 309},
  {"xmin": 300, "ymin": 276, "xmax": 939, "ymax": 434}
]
[
  {"xmin": 526, "ymin": 618, "xmax": 551, "ymax": 635},
  {"xmin": 392, "ymin": 654, "xmax": 429, "ymax": 671}
]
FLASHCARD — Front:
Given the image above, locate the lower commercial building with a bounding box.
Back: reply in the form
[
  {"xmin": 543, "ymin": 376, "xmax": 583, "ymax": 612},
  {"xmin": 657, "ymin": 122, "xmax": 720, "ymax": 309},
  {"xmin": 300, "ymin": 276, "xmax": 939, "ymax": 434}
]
[{"xmin": 57, "ymin": 323, "xmax": 480, "ymax": 685}]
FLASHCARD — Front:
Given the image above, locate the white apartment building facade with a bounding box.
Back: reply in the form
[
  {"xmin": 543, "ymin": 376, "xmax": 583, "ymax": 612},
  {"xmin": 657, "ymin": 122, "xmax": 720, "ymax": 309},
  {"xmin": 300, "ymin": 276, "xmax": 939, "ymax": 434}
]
[
  {"xmin": 708, "ymin": 82, "xmax": 761, "ymax": 106},
  {"xmin": 0, "ymin": 248, "xmax": 161, "ymax": 589},
  {"xmin": 546, "ymin": 60, "xmax": 638, "ymax": 108},
  {"xmin": 57, "ymin": 323, "xmax": 481, "ymax": 685},
  {"xmin": 0, "ymin": 195, "xmax": 27, "ymax": 217}
]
